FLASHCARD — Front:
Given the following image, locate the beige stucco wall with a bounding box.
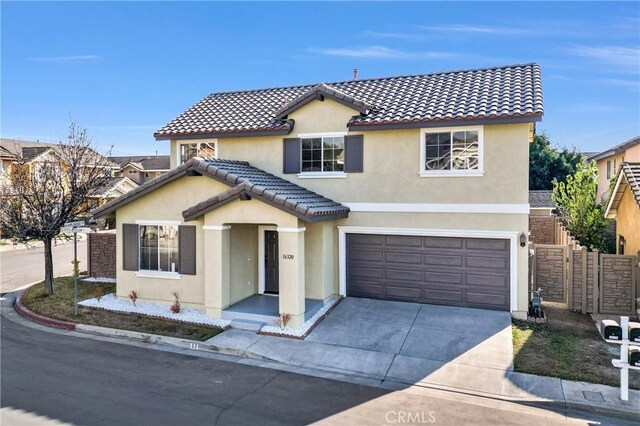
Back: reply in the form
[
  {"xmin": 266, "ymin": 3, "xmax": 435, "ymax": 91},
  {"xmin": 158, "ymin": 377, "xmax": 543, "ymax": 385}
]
[
  {"xmin": 215, "ymin": 100, "xmax": 530, "ymax": 205},
  {"xmin": 615, "ymin": 186, "xmax": 640, "ymax": 256},
  {"xmin": 115, "ymin": 175, "xmax": 229, "ymax": 309},
  {"xmin": 229, "ymin": 224, "xmax": 258, "ymax": 304}
]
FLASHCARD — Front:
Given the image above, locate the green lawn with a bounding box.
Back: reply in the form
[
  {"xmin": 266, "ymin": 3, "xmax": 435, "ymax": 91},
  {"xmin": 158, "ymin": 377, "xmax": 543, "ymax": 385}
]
[
  {"xmin": 21, "ymin": 277, "xmax": 222, "ymax": 341},
  {"xmin": 512, "ymin": 305, "xmax": 639, "ymax": 389}
]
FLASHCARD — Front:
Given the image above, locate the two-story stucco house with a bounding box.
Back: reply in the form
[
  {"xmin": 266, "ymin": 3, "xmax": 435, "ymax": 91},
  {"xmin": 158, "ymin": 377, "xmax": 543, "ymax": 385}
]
[
  {"xmin": 589, "ymin": 135, "xmax": 640, "ymax": 202},
  {"xmin": 92, "ymin": 63, "xmax": 544, "ymax": 328}
]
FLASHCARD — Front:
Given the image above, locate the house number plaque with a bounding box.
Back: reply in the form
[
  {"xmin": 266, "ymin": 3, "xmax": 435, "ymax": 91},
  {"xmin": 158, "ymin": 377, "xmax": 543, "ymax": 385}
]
[{"xmin": 282, "ymin": 254, "xmax": 295, "ymax": 259}]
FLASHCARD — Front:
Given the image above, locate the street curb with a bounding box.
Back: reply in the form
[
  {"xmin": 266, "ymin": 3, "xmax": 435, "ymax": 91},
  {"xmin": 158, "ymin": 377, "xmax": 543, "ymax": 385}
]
[
  {"xmin": 10, "ymin": 294, "xmax": 638, "ymax": 420},
  {"xmin": 15, "ymin": 294, "xmax": 76, "ymax": 331}
]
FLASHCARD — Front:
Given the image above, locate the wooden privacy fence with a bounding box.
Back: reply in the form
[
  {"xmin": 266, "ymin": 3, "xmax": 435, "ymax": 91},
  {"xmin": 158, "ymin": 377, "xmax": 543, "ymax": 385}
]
[{"xmin": 531, "ymin": 244, "xmax": 639, "ymax": 315}]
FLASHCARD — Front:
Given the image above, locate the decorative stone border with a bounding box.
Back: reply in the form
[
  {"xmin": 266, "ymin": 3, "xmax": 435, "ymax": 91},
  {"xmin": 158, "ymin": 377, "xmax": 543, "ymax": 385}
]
[{"xmin": 259, "ymin": 296, "xmax": 342, "ymax": 339}]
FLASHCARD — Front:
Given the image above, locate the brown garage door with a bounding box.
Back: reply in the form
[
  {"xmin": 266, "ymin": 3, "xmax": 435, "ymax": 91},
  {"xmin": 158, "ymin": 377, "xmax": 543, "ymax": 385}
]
[{"xmin": 346, "ymin": 234, "xmax": 510, "ymax": 310}]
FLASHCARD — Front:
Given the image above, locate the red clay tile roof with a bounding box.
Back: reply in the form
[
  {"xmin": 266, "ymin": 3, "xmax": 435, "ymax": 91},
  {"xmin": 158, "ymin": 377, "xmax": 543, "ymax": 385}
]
[{"xmin": 155, "ymin": 63, "xmax": 543, "ymax": 139}]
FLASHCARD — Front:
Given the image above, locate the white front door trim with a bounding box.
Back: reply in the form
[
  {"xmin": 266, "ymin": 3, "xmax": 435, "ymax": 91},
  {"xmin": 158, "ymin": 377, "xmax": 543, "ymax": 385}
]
[
  {"xmin": 258, "ymin": 225, "xmax": 278, "ymax": 294},
  {"xmin": 338, "ymin": 226, "xmax": 519, "ymax": 312}
]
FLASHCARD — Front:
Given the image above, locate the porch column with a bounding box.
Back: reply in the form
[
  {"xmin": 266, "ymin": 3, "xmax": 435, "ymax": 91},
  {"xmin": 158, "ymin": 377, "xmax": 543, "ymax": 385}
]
[
  {"xmin": 278, "ymin": 227, "xmax": 306, "ymax": 328},
  {"xmin": 203, "ymin": 225, "xmax": 230, "ymax": 317}
]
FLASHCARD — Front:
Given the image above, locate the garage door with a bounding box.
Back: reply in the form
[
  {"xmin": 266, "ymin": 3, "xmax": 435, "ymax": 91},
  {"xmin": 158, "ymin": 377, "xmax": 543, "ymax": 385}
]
[{"xmin": 346, "ymin": 234, "xmax": 510, "ymax": 310}]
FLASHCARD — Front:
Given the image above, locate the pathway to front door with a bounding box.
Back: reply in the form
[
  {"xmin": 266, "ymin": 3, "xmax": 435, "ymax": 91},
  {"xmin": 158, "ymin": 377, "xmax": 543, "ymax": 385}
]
[{"xmin": 264, "ymin": 230, "xmax": 279, "ymax": 294}]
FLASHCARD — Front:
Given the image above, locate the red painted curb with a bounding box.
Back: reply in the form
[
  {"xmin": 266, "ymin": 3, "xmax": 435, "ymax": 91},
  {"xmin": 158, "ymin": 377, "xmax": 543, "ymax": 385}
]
[{"xmin": 15, "ymin": 294, "xmax": 77, "ymax": 331}]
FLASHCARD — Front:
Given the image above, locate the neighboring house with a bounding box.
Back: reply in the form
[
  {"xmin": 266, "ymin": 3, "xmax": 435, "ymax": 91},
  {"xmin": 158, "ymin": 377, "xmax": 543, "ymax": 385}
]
[
  {"xmin": 604, "ymin": 162, "xmax": 640, "ymax": 256},
  {"xmin": 92, "ymin": 63, "xmax": 544, "ymax": 328},
  {"xmin": 0, "ymin": 138, "xmax": 128, "ymax": 206},
  {"xmin": 529, "ymin": 190, "xmax": 555, "ymax": 216},
  {"xmin": 110, "ymin": 155, "xmax": 171, "ymax": 185},
  {"xmin": 588, "ymin": 136, "xmax": 640, "ymax": 202}
]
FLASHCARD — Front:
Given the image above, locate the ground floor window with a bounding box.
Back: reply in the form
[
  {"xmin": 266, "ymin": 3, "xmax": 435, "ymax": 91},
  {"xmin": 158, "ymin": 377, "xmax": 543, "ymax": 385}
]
[{"xmin": 139, "ymin": 225, "xmax": 179, "ymax": 272}]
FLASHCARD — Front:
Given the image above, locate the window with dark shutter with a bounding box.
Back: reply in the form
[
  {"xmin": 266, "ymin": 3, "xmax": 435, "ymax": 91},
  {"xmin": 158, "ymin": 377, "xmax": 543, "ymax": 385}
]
[
  {"xmin": 179, "ymin": 225, "xmax": 196, "ymax": 275},
  {"xmin": 344, "ymin": 135, "xmax": 364, "ymax": 173},
  {"xmin": 122, "ymin": 223, "xmax": 139, "ymax": 271},
  {"xmin": 283, "ymin": 138, "xmax": 301, "ymax": 174}
]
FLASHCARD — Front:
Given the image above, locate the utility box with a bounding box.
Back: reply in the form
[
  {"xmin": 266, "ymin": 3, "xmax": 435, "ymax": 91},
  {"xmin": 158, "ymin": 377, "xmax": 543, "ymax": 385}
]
[
  {"xmin": 629, "ymin": 323, "xmax": 640, "ymax": 343},
  {"xmin": 601, "ymin": 320, "xmax": 622, "ymax": 340},
  {"xmin": 629, "ymin": 346, "xmax": 640, "ymax": 367}
]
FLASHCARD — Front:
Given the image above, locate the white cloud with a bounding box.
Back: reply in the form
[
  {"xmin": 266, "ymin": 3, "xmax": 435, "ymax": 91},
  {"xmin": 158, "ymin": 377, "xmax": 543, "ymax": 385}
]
[
  {"xmin": 362, "ymin": 30, "xmax": 427, "ymax": 41},
  {"xmin": 420, "ymin": 24, "xmax": 535, "ymax": 36},
  {"xmin": 27, "ymin": 55, "xmax": 99, "ymax": 62},
  {"xmin": 307, "ymin": 45, "xmax": 455, "ymax": 59},
  {"xmin": 568, "ymin": 45, "xmax": 640, "ymax": 71}
]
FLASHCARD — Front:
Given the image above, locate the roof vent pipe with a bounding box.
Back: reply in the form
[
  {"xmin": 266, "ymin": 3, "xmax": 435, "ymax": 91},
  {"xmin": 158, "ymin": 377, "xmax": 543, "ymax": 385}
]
[{"xmin": 353, "ymin": 68, "xmax": 358, "ymax": 80}]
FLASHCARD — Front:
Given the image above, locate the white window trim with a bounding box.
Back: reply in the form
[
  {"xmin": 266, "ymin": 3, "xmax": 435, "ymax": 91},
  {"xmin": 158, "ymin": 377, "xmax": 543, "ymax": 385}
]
[
  {"xmin": 257, "ymin": 225, "xmax": 278, "ymax": 294},
  {"xmin": 135, "ymin": 220, "xmax": 181, "ymax": 226},
  {"xmin": 297, "ymin": 172, "xmax": 346, "ymax": 179},
  {"xmin": 177, "ymin": 138, "xmax": 218, "ymax": 165},
  {"xmin": 337, "ymin": 226, "xmax": 519, "ymax": 312},
  {"xmin": 419, "ymin": 125, "xmax": 484, "ymax": 177},
  {"xmin": 297, "ymin": 133, "xmax": 348, "ymax": 176},
  {"xmin": 135, "ymin": 271, "xmax": 181, "ymax": 280}
]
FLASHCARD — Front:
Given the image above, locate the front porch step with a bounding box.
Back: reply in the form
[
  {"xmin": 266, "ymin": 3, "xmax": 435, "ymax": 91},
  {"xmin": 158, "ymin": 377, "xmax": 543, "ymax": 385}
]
[{"xmin": 229, "ymin": 319, "xmax": 266, "ymax": 332}]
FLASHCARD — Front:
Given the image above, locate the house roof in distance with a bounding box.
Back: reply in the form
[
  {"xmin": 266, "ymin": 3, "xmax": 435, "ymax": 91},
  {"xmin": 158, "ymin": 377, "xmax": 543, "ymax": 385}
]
[
  {"xmin": 155, "ymin": 63, "xmax": 543, "ymax": 140},
  {"xmin": 529, "ymin": 190, "xmax": 555, "ymax": 208},
  {"xmin": 590, "ymin": 135, "xmax": 640, "ymax": 162},
  {"xmin": 109, "ymin": 155, "xmax": 171, "ymax": 171},
  {"xmin": 92, "ymin": 158, "xmax": 349, "ymax": 223}
]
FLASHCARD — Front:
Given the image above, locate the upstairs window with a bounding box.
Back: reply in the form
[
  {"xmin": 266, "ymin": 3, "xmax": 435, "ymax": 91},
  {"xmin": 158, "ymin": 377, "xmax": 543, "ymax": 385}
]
[
  {"xmin": 179, "ymin": 141, "xmax": 217, "ymax": 165},
  {"xmin": 420, "ymin": 126, "xmax": 483, "ymax": 177},
  {"xmin": 301, "ymin": 136, "xmax": 344, "ymax": 173},
  {"xmin": 606, "ymin": 161, "xmax": 611, "ymax": 180}
]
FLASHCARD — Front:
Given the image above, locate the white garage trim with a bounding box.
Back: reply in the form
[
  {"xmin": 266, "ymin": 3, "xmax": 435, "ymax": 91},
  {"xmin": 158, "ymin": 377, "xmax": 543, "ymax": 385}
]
[
  {"xmin": 343, "ymin": 203, "xmax": 530, "ymax": 214},
  {"xmin": 337, "ymin": 226, "xmax": 519, "ymax": 312}
]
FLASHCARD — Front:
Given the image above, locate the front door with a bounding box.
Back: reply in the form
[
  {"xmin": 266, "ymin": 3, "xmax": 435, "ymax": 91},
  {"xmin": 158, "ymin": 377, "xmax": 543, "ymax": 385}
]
[{"xmin": 264, "ymin": 230, "xmax": 279, "ymax": 294}]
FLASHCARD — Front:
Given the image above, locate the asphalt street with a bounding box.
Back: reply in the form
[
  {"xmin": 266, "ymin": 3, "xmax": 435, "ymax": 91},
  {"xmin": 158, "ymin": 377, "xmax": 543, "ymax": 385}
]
[
  {"xmin": 0, "ymin": 297, "xmax": 633, "ymax": 426},
  {"xmin": 0, "ymin": 240, "xmax": 87, "ymax": 293}
]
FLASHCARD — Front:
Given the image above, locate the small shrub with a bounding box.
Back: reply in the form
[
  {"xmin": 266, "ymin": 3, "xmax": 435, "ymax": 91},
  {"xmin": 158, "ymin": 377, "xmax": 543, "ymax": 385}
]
[
  {"xmin": 170, "ymin": 291, "xmax": 181, "ymax": 314},
  {"xmin": 93, "ymin": 286, "xmax": 104, "ymax": 302},
  {"xmin": 274, "ymin": 312, "xmax": 291, "ymax": 330},
  {"xmin": 128, "ymin": 290, "xmax": 138, "ymax": 307}
]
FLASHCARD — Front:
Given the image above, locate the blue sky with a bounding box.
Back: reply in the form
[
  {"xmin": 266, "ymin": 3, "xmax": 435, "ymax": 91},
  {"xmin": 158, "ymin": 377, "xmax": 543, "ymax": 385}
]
[{"xmin": 2, "ymin": 1, "xmax": 639, "ymax": 156}]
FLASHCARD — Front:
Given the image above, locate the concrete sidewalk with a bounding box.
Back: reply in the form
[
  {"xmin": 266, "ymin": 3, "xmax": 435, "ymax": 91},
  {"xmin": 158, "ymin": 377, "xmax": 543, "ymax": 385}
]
[
  {"xmin": 206, "ymin": 329, "xmax": 640, "ymax": 418},
  {"xmin": 5, "ymin": 289, "xmax": 639, "ymax": 420}
]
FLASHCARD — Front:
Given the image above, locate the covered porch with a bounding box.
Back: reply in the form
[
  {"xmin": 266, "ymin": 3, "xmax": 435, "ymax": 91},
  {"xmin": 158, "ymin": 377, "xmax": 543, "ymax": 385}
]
[{"xmin": 222, "ymin": 294, "xmax": 324, "ymax": 324}]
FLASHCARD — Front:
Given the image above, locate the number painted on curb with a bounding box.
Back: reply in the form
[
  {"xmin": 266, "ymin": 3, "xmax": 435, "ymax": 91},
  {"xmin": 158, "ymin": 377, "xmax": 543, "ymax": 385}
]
[
  {"xmin": 282, "ymin": 254, "xmax": 294, "ymax": 259},
  {"xmin": 190, "ymin": 343, "xmax": 199, "ymax": 350}
]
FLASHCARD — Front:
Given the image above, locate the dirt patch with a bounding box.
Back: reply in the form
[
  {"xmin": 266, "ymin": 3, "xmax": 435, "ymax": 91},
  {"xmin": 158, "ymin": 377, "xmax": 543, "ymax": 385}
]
[
  {"xmin": 21, "ymin": 277, "xmax": 222, "ymax": 341},
  {"xmin": 513, "ymin": 302, "xmax": 639, "ymax": 389}
]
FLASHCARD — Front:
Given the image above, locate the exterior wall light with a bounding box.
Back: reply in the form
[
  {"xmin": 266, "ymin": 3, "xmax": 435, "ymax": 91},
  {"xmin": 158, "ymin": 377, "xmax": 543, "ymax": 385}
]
[{"xmin": 520, "ymin": 232, "xmax": 527, "ymax": 247}]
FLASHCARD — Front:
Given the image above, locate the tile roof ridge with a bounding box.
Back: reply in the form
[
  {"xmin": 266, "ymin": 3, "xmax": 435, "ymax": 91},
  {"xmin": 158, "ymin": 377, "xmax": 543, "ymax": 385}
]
[{"xmin": 204, "ymin": 63, "xmax": 540, "ymax": 97}]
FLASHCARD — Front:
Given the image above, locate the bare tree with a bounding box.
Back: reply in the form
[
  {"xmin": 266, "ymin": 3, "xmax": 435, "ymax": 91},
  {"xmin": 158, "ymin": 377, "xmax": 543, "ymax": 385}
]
[{"xmin": 0, "ymin": 122, "xmax": 114, "ymax": 295}]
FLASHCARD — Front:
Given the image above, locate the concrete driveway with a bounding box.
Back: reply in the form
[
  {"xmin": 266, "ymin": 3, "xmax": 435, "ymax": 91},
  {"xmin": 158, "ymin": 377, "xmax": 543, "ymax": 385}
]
[{"xmin": 306, "ymin": 297, "xmax": 513, "ymax": 371}]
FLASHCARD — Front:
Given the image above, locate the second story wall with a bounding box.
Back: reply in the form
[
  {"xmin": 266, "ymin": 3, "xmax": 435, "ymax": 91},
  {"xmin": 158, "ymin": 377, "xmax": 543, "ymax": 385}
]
[
  {"xmin": 169, "ymin": 97, "xmax": 531, "ymax": 206},
  {"xmin": 595, "ymin": 144, "xmax": 640, "ymax": 202}
]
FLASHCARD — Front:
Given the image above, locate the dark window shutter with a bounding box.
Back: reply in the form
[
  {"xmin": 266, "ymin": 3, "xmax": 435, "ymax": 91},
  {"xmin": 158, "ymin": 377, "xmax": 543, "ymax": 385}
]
[
  {"xmin": 344, "ymin": 135, "xmax": 363, "ymax": 173},
  {"xmin": 179, "ymin": 225, "xmax": 196, "ymax": 275},
  {"xmin": 122, "ymin": 224, "xmax": 139, "ymax": 271},
  {"xmin": 283, "ymin": 138, "xmax": 301, "ymax": 174}
]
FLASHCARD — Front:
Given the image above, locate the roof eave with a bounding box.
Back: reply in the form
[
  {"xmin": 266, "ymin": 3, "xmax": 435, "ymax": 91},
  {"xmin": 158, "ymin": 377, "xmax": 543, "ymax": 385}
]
[
  {"xmin": 274, "ymin": 90, "xmax": 370, "ymax": 120},
  {"xmin": 154, "ymin": 125, "xmax": 294, "ymax": 141},
  {"xmin": 348, "ymin": 113, "xmax": 543, "ymax": 131}
]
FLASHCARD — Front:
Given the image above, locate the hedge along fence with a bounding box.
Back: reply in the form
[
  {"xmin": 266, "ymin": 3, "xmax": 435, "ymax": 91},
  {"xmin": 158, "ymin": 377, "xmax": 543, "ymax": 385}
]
[{"xmin": 532, "ymin": 244, "xmax": 639, "ymax": 315}]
